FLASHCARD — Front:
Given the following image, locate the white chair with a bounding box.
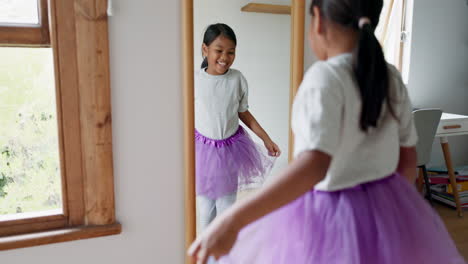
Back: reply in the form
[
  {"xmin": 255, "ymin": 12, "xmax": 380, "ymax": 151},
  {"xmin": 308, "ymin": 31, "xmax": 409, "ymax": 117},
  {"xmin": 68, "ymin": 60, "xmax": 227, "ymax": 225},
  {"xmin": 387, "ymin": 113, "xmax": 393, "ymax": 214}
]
[{"xmin": 412, "ymin": 109, "xmax": 442, "ymax": 204}]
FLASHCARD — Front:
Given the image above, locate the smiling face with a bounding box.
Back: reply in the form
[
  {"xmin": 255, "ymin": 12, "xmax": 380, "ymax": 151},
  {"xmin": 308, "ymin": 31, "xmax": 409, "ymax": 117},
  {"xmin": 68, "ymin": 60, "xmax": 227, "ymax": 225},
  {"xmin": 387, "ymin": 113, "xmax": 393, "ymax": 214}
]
[{"xmin": 202, "ymin": 35, "xmax": 236, "ymax": 75}]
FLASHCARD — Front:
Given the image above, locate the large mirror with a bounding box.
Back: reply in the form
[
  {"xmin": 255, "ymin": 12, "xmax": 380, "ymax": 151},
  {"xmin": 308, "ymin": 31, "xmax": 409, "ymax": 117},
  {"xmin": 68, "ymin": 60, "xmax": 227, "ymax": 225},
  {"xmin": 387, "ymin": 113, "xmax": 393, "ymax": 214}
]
[
  {"xmin": 183, "ymin": 0, "xmax": 305, "ymax": 241},
  {"xmin": 182, "ymin": 0, "xmax": 468, "ymax": 262},
  {"xmin": 193, "ymin": 0, "xmax": 290, "ymax": 233},
  {"xmin": 183, "ymin": 0, "xmax": 468, "ymax": 262}
]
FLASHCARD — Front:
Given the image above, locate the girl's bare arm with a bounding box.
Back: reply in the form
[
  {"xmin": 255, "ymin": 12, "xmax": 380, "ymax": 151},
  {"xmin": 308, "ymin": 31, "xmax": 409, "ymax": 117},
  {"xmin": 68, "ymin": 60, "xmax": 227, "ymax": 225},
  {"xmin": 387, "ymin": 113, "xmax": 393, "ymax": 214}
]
[
  {"xmin": 239, "ymin": 110, "xmax": 271, "ymax": 142},
  {"xmin": 226, "ymin": 150, "xmax": 329, "ymax": 230},
  {"xmin": 396, "ymin": 146, "xmax": 417, "ymax": 183},
  {"xmin": 239, "ymin": 110, "xmax": 281, "ymax": 156}
]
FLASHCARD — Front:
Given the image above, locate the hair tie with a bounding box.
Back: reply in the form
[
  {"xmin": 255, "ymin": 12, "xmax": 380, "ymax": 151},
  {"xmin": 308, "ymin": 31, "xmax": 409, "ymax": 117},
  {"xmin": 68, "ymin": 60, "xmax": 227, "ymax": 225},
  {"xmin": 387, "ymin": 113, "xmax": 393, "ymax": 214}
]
[{"xmin": 358, "ymin": 17, "xmax": 371, "ymax": 29}]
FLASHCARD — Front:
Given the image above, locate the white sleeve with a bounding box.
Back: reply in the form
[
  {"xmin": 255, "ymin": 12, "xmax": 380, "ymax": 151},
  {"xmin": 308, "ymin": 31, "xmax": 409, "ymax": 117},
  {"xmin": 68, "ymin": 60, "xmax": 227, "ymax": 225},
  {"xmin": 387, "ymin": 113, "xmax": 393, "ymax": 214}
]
[
  {"xmin": 390, "ymin": 65, "xmax": 418, "ymax": 147},
  {"xmin": 292, "ymin": 63, "xmax": 343, "ymax": 157},
  {"xmin": 238, "ymin": 73, "xmax": 249, "ymax": 112}
]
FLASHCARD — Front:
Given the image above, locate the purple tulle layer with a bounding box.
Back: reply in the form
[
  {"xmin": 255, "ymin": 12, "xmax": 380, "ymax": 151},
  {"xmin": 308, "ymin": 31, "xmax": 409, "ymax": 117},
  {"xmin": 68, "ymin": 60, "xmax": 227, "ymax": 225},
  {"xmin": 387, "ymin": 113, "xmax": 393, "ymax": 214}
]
[
  {"xmin": 220, "ymin": 173, "xmax": 465, "ymax": 264},
  {"xmin": 195, "ymin": 126, "xmax": 274, "ymax": 199}
]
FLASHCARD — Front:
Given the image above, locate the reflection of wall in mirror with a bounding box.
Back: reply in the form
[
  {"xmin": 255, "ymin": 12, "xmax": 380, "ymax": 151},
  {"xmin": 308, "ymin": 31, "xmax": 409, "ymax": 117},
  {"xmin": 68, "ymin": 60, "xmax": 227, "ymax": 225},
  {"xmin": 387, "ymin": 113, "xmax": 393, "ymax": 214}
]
[
  {"xmin": 303, "ymin": 0, "xmax": 317, "ymax": 70},
  {"xmin": 194, "ymin": 0, "xmax": 291, "ymax": 177}
]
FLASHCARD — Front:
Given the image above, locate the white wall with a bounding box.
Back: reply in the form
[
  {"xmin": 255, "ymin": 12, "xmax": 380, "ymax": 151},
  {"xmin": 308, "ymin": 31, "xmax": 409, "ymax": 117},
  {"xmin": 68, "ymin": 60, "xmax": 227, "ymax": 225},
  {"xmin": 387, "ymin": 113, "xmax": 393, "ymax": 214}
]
[
  {"xmin": 2, "ymin": 1, "xmax": 186, "ymax": 263},
  {"xmin": 194, "ymin": 0, "xmax": 291, "ymax": 175},
  {"xmin": 408, "ymin": 0, "xmax": 468, "ymax": 166},
  {"xmin": 304, "ymin": 0, "xmax": 316, "ymax": 70}
]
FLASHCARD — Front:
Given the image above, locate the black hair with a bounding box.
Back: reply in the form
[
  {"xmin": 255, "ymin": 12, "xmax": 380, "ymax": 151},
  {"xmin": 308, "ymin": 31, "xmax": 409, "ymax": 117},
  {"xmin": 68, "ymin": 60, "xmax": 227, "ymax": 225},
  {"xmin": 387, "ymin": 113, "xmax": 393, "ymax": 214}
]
[
  {"xmin": 201, "ymin": 23, "xmax": 237, "ymax": 69},
  {"xmin": 310, "ymin": 0, "xmax": 395, "ymax": 132}
]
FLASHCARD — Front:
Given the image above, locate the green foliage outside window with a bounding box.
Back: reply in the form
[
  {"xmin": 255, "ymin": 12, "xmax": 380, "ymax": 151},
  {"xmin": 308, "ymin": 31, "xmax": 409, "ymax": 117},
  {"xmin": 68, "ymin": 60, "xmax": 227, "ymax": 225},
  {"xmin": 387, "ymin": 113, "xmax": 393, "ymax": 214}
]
[{"xmin": 0, "ymin": 48, "xmax": 62, "ymax": 216}]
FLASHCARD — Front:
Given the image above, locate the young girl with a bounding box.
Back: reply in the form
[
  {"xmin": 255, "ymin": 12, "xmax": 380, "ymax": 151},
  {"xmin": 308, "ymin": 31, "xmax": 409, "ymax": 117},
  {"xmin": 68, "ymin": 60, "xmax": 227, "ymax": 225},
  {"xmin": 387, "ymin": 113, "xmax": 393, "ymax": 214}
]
[
  {"xmin": 189, "ymin": 2, "xmax": 465, "ymax": 264},
  {"xmin": 195, "ymin": 23, "xmax": 281, "ymax": 231}
]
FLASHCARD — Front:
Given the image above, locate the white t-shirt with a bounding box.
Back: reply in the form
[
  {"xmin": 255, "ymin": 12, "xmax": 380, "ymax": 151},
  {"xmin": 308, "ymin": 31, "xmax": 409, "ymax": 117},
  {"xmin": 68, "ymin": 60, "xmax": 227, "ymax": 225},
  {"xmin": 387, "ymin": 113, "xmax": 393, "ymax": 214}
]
[
  {"xmin": 292, "ymin": 53, "xmax": 418, "ymax": 191},
  {"xmin": 195, "ymin": 68, "xmax": 249, "ymax": 140}
]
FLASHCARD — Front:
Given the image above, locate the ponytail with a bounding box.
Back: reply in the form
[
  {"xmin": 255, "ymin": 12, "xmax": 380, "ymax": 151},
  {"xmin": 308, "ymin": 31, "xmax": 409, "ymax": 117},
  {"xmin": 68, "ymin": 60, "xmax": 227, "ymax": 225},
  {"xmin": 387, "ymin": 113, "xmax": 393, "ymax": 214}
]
[
  {"xmin": 201, "ymin": 57, "xmax": 208, "ymax": 69},
  {"xmin": 310, "ymin": 0, "xmax": 394, "ymax": 132},
  {"xmin": 353, "ymin": 20, "xmax": 395, "ymax": 131}
]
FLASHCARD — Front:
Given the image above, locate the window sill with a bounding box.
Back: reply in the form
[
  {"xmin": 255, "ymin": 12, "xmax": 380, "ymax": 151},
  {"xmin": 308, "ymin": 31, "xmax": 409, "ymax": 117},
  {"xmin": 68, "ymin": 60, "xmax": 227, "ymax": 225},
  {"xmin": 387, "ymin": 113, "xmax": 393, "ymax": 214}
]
[{"xmin": 0, "ymin": 223, "xmax": 122, "ymax": 251}]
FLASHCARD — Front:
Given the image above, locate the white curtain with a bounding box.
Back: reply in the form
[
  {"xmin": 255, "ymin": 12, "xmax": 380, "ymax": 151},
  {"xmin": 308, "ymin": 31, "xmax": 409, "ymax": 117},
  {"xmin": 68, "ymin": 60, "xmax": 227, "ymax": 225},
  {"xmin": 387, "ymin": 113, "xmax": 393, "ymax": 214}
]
[{"xmin": 375, "ymin": 0, "xmax": 404, "ymax": 71}]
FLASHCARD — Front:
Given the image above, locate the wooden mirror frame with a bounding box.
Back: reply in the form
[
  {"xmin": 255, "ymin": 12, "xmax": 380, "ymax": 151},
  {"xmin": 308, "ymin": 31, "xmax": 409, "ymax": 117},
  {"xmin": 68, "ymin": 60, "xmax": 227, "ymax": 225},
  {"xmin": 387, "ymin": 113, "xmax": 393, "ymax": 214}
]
[{"xmin": 182, "ymin": 0, "xmax": 305, "ymax": 262}]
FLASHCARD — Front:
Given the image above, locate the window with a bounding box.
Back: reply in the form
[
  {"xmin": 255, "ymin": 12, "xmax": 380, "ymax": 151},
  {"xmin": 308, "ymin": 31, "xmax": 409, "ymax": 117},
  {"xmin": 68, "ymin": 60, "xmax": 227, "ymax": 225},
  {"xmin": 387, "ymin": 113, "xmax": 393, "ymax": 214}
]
[
  {"xmin": 0, "ymin": 47, "xmax": 62, "ymax": 219},
  {"xmin": 0, "ymin": 0, "xmax": 49, "ymax": 46},
  {"xmin": 1, "ymin": 0, "xmax": 39, "ymax": 24},
  {"xmin": 0, "ymin": 0, "xmax": 120, "ymax": 250},
  {"xmin": 375, "ymin": 0, "xmax": 414, "ymax": 83}
]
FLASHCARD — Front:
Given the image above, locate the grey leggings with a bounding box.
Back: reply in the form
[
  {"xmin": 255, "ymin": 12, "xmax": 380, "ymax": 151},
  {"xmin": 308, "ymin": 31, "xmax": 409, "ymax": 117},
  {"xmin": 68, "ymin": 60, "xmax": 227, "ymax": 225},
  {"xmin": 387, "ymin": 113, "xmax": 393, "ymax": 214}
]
[{"xmin": 196, "ymin": 193, "xmax": 237, "ymax": 232}]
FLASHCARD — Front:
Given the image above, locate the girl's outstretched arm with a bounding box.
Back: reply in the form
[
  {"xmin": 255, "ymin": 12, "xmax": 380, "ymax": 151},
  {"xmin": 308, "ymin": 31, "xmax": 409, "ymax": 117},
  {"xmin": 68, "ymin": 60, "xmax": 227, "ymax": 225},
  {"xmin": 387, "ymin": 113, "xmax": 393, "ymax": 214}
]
[
  {"xmin": 188, "ymin": 150, "xmax": 330, "ymax": 263},
  {"xmin": 238, "ymin": 110, "xmax": 281, "ymax": 156}
]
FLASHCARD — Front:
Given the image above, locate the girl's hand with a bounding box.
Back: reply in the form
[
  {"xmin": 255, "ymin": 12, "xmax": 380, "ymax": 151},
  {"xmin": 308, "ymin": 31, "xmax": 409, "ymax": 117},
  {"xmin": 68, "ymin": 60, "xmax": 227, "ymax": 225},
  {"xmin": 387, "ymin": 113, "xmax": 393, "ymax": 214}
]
[
  {"xmin": 265, "ymin": 140, "xmax": 281, "ymax": 157},
  {"xmin": 187, "ymin": 214, "xmax": 240, "ymax": 264}
]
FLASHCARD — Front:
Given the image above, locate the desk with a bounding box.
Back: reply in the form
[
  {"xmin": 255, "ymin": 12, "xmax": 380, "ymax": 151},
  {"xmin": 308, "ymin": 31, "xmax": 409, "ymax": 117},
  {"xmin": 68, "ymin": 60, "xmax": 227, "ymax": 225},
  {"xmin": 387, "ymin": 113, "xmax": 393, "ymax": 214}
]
[{"xmin": 435, "ymin": 113, "xmax": 468, "ymax": 217}]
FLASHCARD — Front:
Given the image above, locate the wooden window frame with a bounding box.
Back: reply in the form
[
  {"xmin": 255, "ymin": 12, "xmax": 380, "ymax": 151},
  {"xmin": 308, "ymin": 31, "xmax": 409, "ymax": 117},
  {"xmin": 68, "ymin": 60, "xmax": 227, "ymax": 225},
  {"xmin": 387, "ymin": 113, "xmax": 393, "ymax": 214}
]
[{"xmin": 0, "ymin": 0, "xmax": 121, "ymax": 250}]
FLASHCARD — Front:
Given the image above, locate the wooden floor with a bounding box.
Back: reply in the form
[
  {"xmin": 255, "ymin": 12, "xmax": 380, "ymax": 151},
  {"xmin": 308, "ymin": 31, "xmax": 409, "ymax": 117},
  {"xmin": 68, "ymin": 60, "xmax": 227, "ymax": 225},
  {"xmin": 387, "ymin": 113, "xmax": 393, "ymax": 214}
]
[{"xmin": 434, "ymin": 202, "xmax": 468, "ymax": 260}]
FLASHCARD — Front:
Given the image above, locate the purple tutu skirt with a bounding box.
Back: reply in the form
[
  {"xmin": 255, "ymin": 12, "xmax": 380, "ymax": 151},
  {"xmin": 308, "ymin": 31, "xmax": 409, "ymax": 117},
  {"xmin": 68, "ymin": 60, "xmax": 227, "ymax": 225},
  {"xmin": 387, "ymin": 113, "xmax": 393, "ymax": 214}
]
[
  {"xmin": 195, "ymin": 126, "xmax": 274, "ymax": 199},
  {"xmin": 220, "ymin": 173, "xmax": 465, "ymax": 264}
]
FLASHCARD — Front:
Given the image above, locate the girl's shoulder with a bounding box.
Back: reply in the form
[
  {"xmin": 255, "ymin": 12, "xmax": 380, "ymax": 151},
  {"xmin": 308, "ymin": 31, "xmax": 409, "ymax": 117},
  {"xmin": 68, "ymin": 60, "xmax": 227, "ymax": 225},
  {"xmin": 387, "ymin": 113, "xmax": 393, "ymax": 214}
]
[
  {"xmin": 386, "ymin": 63, "xmax": 404, "ymax": 88},
  {"xmin": 227, "ymin": 69, "xmax": 248, "ymax": 85},
  {"xmin": 304, "ymin": 61, "xmax": 333, "ymax": 79},
  {"xmin": 302, "ymin": 60, "xmax": 343, "ymax": 91},
  {"xmin": 227, "ymin": 68, "xmax": 244, "ymax": 78},
  {"xmin": 386, "ymin": 63, "xmax": 409, "ymax": 102},
  {"xmin": 194, "ymin": 68, "xmax": 204, "ymax": 78}
]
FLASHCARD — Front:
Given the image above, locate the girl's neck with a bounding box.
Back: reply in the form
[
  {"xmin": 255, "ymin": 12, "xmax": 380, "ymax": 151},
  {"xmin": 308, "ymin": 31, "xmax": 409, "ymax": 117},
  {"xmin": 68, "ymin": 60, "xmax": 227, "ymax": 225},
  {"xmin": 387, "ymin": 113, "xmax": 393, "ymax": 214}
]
[
  {"xmin": 324, "ymin": 26, "xmax": 358, "ymax": 60},
  {"xmin": 326, "ymin": 46, "xmax": 354, "ymax": 59},
  {"xmin": 206, "ymin": 66, "xmax": 229, "ymax": 76}
]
